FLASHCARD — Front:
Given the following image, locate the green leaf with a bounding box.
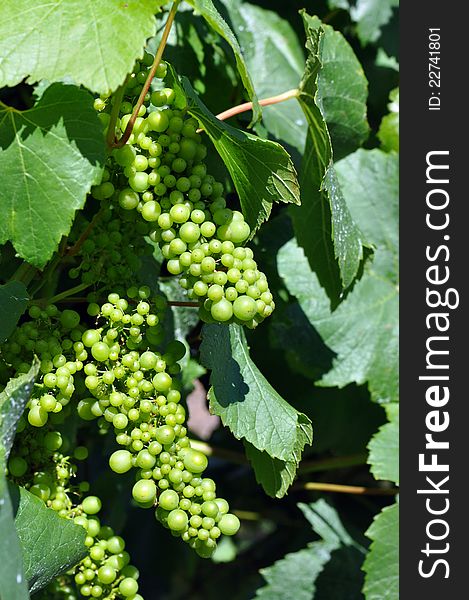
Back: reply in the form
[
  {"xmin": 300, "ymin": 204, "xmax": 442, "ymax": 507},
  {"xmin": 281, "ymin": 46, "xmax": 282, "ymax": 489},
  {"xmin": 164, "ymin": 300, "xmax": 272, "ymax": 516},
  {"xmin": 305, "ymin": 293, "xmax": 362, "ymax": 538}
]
[
  {"xmin": 292, "ymin": 13, "xmax": 365, "ymax": 301},
  {"xmin": 0, "ymin": 84, "xmax": 106, "ymax": 268},
  {"xmin": 168, "ymin": 69, "xmax": 300, "ymax": 231},
  {"xmin": 0, "ymin": 0, "xmax": 161, "ymax": 94},
  {"xmin": 0, "ymin": 460, "xmax": 29, "ymax": 600},
  {"xmin": 186, "ymin": 0, "xmax": 260, "ymax": 122},
  {"xmin": 362, "ymin": 503, "xmax": 399, "ymax": 600},
  {"xmin": 329, "ymin": 0, "xmax": 399, "ymax": 45},
  {"xmin": 220, "ymin": 0, "xmax": 306, "ymax": 152},
  {"xmin": 311, "ymin": 16, "xmax": 369, "ymax": 160},
  {"xmin": 368, "ymin": 404, "xmax": 399, "ymax": 484},
  {"xmin": 0, "ymin": 360, "xmax": 39, "ymax": 460},
  {"xmin": 0, "ymin": 362, "xmax": 39, "ymax": 598},
  {"xmin": 279, "ymin": 241, "xmax": 398, "ymax": 403},
  {"xmin": 244, "ymin": 414, "xmax": 313, "ymax": 498},
  {"xmin": 256, "ymin": 499, "xmax": 365, "ymax": 599},
  {"xmin": 13, "ymin": 485, "xmax": 87, "ymax": 593},
  {"xmin": 280, "ymin": 148, "xmax": 399, "ymax": 403},
  {"xmin": 0, "ymin": 281, "xmax": 29, "ymax": 343},
  {"xmin": 200, "ymin": 323, "xmax": 312, "ymax": 462},
  {"xmin": 378, "ymin": 88, "xmax": 399, "ymax": 152}
]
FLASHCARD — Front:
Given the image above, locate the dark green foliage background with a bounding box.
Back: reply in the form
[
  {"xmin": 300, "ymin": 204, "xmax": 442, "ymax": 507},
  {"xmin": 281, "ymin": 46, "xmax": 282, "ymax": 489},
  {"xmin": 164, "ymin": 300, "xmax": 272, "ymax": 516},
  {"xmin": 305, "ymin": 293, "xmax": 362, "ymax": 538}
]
[{"xmin": 0, "ymin": 0, "xmax": 399, "ymax": 598}]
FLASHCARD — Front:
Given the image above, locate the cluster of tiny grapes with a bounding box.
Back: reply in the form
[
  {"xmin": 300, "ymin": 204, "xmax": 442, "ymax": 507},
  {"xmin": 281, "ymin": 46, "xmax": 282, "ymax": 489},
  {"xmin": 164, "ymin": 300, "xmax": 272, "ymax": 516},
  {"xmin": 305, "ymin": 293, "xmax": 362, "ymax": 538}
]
[
  {"xmin": 79, "ymin": 290, "xmax": 240, "ymax": 559},
  {"xmin": 67, "ymin": 201, "xmax": 153, "ymax": 292},
  {"xmin": 0, "ymin": 305, "xmax": 86, "ymax": 427},
  {"xmin": 7, "ymin": 420, "xmax": 142, "ymax": 599},
  {"xmin": 90, "ymin": 53, "xmax": 275, "ymax": 328}
]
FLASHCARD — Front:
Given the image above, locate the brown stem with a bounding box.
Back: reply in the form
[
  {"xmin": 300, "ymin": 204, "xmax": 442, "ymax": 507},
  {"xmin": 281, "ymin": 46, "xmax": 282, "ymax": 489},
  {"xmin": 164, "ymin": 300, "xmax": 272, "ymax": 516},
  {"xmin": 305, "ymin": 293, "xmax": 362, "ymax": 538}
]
[
  {"xmin": 113, "ymin": 0, "xmax": 180, "ymax": 149},
  {"xmin": 67, "ymin": 210, "xmax": 102, "ymax": 257},
  {"xmin": 196, "ymin": 89, "xmax": 298, "ymax": 133},
  {"xmin": 294, "ymin": 482, "xmax": 399, "ymax": 496},
  {"xmin": 167, "ymin": 301, "xmax": 199, "ymax": 307},
  {"xmin": 298, "ymin": 453, "xmax": 368, "ymax": 475}
]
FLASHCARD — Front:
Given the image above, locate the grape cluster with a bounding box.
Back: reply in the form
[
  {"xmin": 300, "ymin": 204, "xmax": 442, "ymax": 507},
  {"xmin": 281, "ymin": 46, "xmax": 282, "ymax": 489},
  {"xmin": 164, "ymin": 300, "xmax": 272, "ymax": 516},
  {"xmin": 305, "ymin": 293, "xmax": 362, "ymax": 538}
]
[
  {"xmin": 67, "ymin": 201, "xmax": 153, "ymax": 292},
  {"xmin": 72, "ymin": 498, "xmax": 143, "ymax": 600},
  {"xmin": 91, "ymin": 54, "xmax": 275, "ymax": 327},
  {"xmin": 8, "ymin": 414, "xmax": 142, "ymax": 599},
  {"xmin": 79, "ymin": 291, "xmax": 239, "ymax": 558},
  {"xmin": 0, "ymin": 305, "xmax": 86, "ymax": 427}
]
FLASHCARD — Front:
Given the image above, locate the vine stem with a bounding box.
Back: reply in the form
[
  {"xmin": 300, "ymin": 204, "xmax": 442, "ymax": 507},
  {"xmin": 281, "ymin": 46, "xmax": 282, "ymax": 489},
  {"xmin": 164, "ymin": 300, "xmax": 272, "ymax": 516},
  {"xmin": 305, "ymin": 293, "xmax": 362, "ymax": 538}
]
[
  {"xmin": 66, "ymin": 210, "xmax": 102, "ymax": 257},
  {"xmin": 112, "ymin": 0, "xmax": 180, "ymax": 149},
  {"xmin": 106, "ymin": 79, "xmax": 128, "ymax": 149},
  {"xmin": 189, "ymin": 440, "xmax": 248, "ymax": 465},
  {"xmin": 294, "ymin": 482, "xmax": 399, "ymax": 496},
  {"xmin": 196, "ymin": 88, "xmax": 299, "ymax": 132},
  {"xmin": 298, "ymin": 453, "xmax": 368, "ymax": 475},
  {"xmin": 30, "ymin": 283, "xmax": 91, "ymax": 306},
  {"xmin": 167, "ymin": 301, "xmax": 199, "ymax": 308},
  {"xmin": 9, "ymin": 262, "xmax": 38, "ymax": 286}
]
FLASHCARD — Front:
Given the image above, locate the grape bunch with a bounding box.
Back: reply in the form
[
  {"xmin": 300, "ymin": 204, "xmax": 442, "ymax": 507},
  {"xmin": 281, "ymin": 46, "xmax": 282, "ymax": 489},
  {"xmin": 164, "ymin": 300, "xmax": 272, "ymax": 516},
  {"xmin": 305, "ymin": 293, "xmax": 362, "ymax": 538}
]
[
  {"xmin": 90, "ymin": 54, "xmax": 275, "ymax": 328},
  {"xmin": 8, "ymin": 418, "xmax": 142, "ymax": 599},
  {"xmin": 0, "ymin": 305, "xmax": 86, "ymax": 427},
  {"xmin": 66, "ymin": 200, "xmax": 153, "ymax": 292},
  {"xmin": 79, "ymin": 291, "xmax": 240, "ymax": 559}
]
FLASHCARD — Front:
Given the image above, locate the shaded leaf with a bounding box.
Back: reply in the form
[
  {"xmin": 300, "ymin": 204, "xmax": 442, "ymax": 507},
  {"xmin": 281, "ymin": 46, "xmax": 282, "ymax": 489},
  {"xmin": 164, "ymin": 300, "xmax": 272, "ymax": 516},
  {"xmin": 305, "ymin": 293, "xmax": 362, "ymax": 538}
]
[
  {"xmin": 329, "ymin": 0, "xmax": 399, "ymax": 45},
  {"xmin": 256, "ymin": 499, "xmax": 365, "ymax": 598},
  {"xmin": 0, "ymin": 458, "xmax": 29, "ymax": 600},
  {"xmin": 186, "ymin": 0, "xmax": 260, "ymax": 122},
  {"xmin": 0, "ymin": 281, "xmax": 29, "ymax": 343},
  {"xmin": 0, "ymin": 0, "xmax": 161, "ymax": 94},
  {"xmin": 292, "ymin": 13, "xmax": 365, "ymax": 301},
  {"xmin": 281, "ymin": 148, "xmax": 398, "ymax": 403},
  {"xmin": 0, "ymin": 359, "xmax": 39, "ymax": 460},
  {"xmin": 13, "ymin": 485, "xmax": 87, "ymax": 592},
  {"xmin": 0, "ymin": 84, "xmax": 106, "ymax": 267},
  {"xmin": 368, "ymin": 403, "xmax": 399, "ymax": 484},
  {"xmin": 362, "ymin": 503, "xmax": 399, "ymax": 600},
  {"xmin": 168, "ymin": 69, "xmax": 300, "ymax": 231},
  {"xmin": 200, "ymin": 323, "xmax": 311, "ymax": 462},
  {"xmin": 220, "ymin": 0, "xmax": 306, "ymax": 153}
]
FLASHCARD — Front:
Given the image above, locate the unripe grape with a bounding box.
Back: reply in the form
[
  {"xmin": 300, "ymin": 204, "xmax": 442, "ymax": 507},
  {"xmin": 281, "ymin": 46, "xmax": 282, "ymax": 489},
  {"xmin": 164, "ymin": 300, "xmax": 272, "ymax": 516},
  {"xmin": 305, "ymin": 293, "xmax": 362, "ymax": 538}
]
[
  {"xmin": 132, "ymin": 479, "xmax": 156, "ymax": 504},
  {"xmin": 82, "ymin": 496, "xmax": 102, "ymax": 515},
  {"xmin": 167, "ymin": 509, "xmax": 188, "ymax": 532},
  {"xmin": 109, "ymin": 450, "xmax": 133, "ymax": 474},
  {"xmin": 218, "ymin": 513, "xmax": 240, "ymax": 535},
  {"xmin": 183, "ymin": 449, "xmax": 208, "ymax": 474},
  {"xmin": 159, "ymin": 489, "xmax": 179, "ymax": 511}
]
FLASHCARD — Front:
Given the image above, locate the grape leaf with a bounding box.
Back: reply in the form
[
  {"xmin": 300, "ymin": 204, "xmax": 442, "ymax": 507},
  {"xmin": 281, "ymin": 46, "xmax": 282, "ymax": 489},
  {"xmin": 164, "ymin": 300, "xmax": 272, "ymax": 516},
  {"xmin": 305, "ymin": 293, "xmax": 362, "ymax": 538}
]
[
  {"xmin": 0, "ymin": 360, "xmax": 39, "ymax": 460},
  {"xmin": 0, "ymin": 0, "xmax": 162, "ymax": 94},
  {"xmin": 256, "ymin": 499, "xmax": 365, "ymax": 599},
  {"xmin": 244, "ymin": 414, "xmax": 312, "ymax": 498},
  {"xmin": 167, "ymin": 69, "xmax": 300, "ymax": 231},
  {"xmin": 291, "ymin": 13, "xmax": 365, "ymax": 302},
  {"xmin": 13, "ymin": 485, "xmax": 87, "ymax": 593},
  {"xmin": 367, "ymin": 403, "xmax": 399, "ymax": 485},
  {"xmin": 0, "ymin": 84, "xmax": 106, "ymax": 268},
  {"xmin": 186, "ymin": 0, "xmax": 260, "ymax": 122},
  {"xmin": 328, "ymin": 0, "xmax": 399, "ymax": 45},
  {"xmin": 280, "ymin": 149, "xmax": 398, "ymax": 403},
  {"xmin": 311, "ymin": 15, "xmax": 369, "ymax": 160},
  {"xmin": 0, "ymin": 459, "xmax": 29, "ymax": 600},
  {"xmin": 200, "ymin": 323, "xmax": 312, "ymax": 462},
  {"xmin": 0, "ymin": 281, "xmax": 29, "ymax": 344},
  {"xmin": 362, "ymin": 503, "xmax": 399, "ymax": 600},
  {"xmin": 220, "ymin": 0, "xmax": 306, "ymax": 154},
  {"xmin": 378, "ymin": 88, "xmax": 399, "ymax": 153},
  {"xmin": 0, "ymin": 362, "xmax": 39, "ymax": 600}
]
